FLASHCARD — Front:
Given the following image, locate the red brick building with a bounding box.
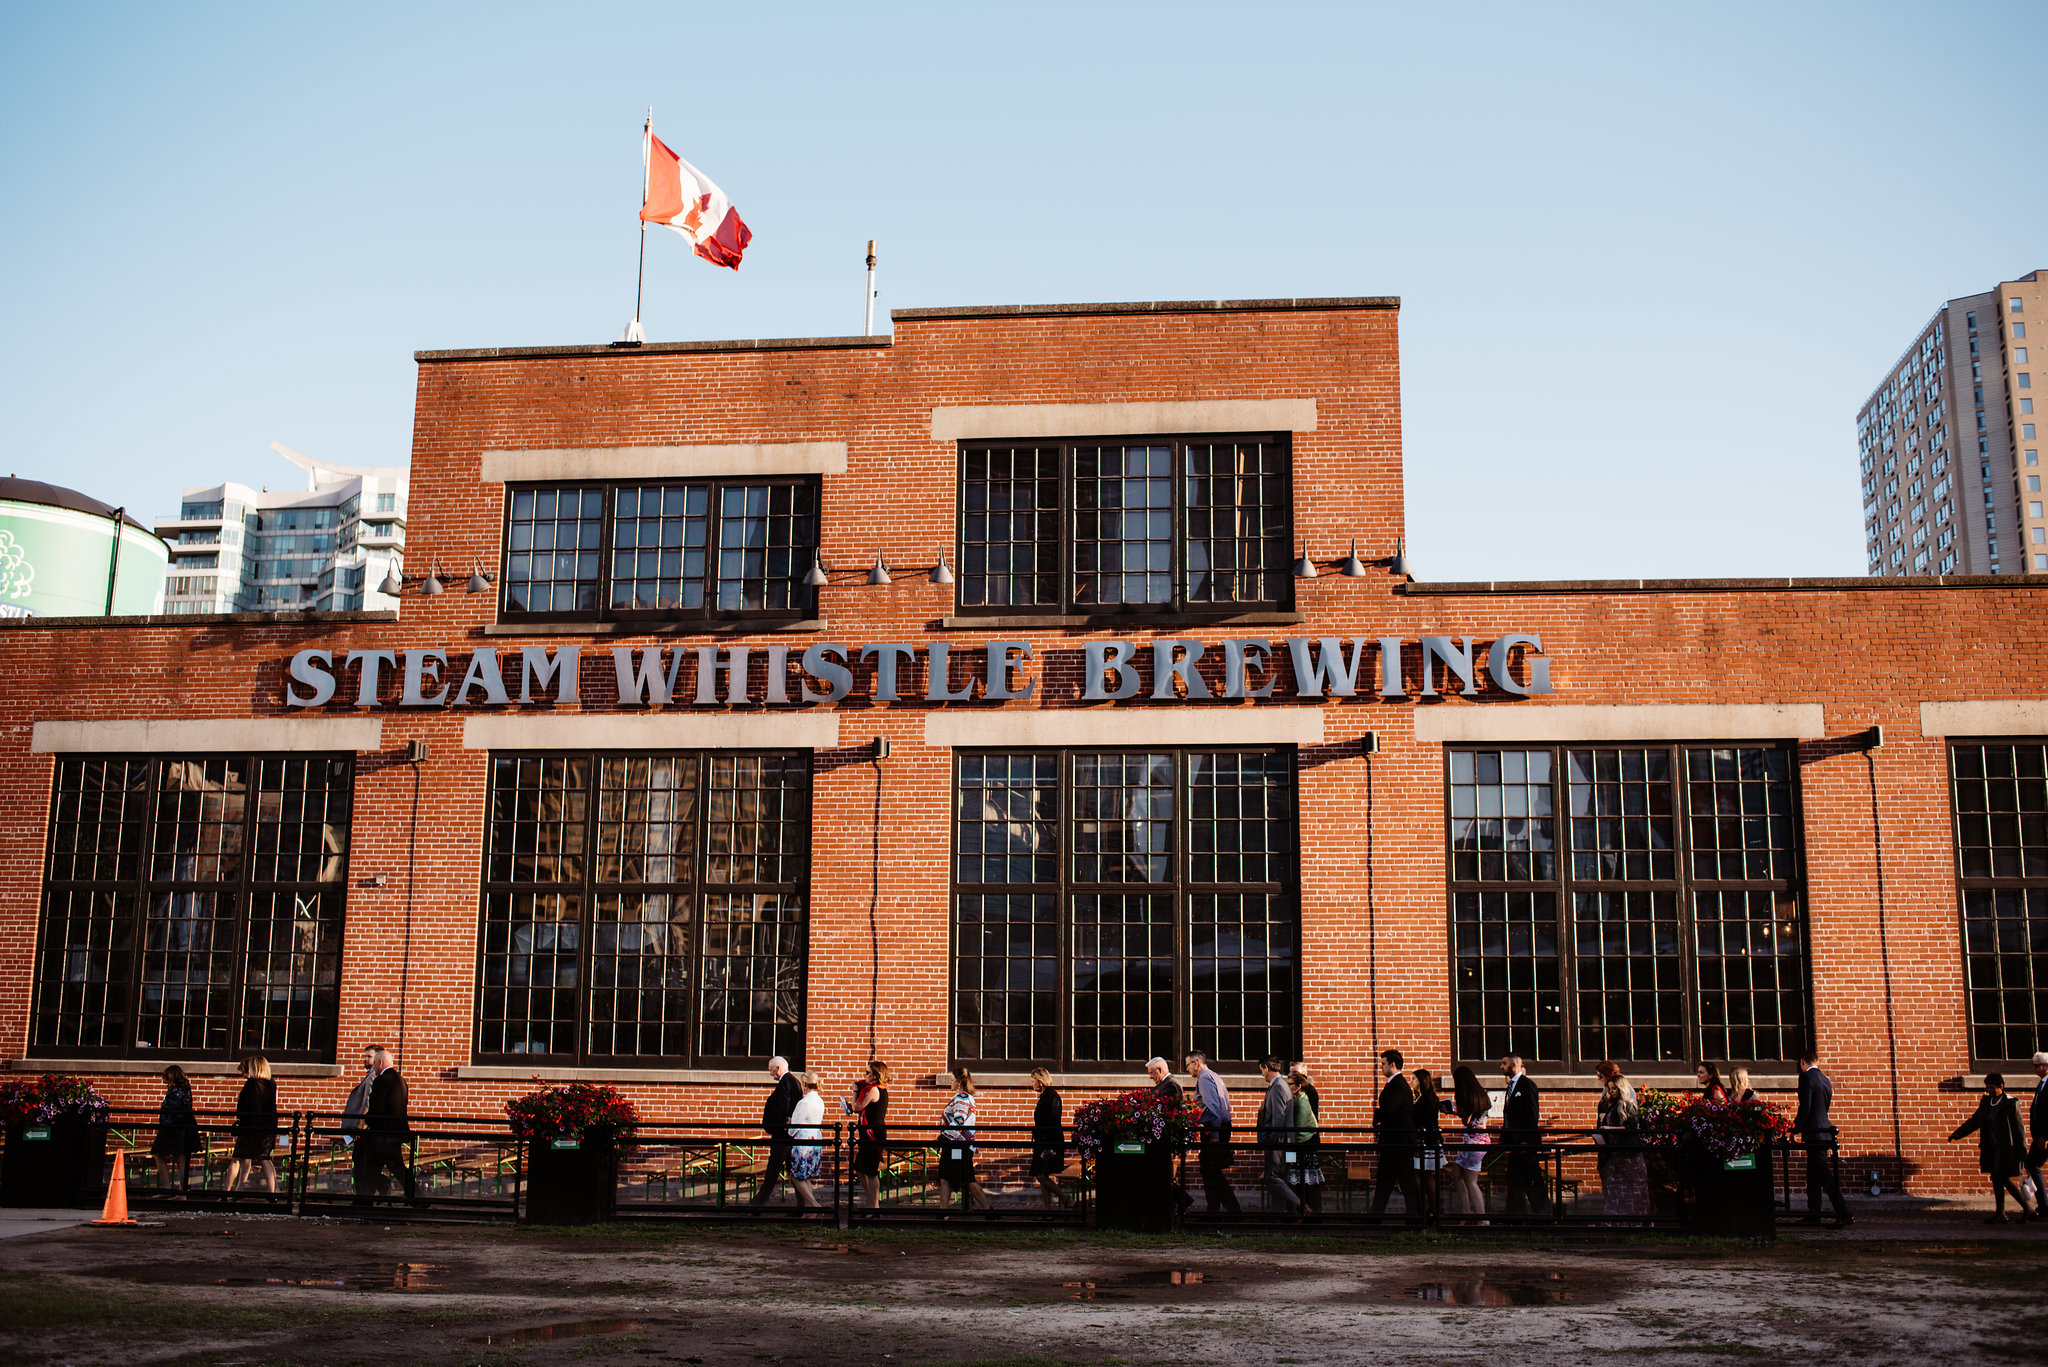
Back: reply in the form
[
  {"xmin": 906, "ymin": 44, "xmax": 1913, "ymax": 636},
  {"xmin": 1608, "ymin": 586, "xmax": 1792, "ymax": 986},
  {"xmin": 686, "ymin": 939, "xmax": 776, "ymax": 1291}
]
[{"xmin": 3, "ymin": 297, "xmax": 2043, "ymax": 1196}]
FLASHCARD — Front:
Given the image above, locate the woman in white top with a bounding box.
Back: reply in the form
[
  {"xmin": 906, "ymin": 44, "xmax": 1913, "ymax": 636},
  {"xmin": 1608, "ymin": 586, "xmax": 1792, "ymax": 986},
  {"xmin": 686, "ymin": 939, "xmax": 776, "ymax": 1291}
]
[{"xmin": 788, "ymin": 1072, "xmax": 826, "ymax": 1209}]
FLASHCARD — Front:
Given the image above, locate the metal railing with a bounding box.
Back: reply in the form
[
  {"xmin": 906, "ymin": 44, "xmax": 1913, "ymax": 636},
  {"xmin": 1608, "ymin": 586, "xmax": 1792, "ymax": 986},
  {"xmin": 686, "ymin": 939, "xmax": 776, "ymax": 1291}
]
[{"xmin": 1, "ymin": 1111, "xmax": 1835, "ymax": 1233}]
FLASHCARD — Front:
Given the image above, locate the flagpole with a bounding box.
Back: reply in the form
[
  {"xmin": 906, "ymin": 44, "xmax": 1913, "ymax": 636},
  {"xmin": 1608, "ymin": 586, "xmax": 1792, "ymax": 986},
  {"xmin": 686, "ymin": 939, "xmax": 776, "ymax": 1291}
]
[{"xmin": 626, "ymin": 108, "xmax": 650, "ymax": 343}]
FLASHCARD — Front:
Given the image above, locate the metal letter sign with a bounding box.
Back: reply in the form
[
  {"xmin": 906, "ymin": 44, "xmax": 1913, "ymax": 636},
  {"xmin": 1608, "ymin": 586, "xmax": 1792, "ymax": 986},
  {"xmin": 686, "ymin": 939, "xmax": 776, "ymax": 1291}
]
[{"xmin": 283, "ymin": 635, "xmax": 1554, "ymax": 709}]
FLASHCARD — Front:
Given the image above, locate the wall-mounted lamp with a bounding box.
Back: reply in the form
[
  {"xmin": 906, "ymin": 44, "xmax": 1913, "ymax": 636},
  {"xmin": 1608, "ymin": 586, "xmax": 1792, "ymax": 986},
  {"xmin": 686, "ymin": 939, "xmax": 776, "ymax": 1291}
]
[
  {"xmin": 465, "ymin": 563, "xmax": 493, "ymax": 594},
  {"xmin": 1337, "ymin": 539, "xmax": 1370, "ymax": 577},
  {"xmin": 378, "ymin": 563, "xmax": 404, "ymax": 597},
  {"xmin": 866, "ymin": 555, "xmax": 893, "ymax": 586},
  {"xmin": 929, "ymin": 554, "xmax": 955, "ymax": 585},
  {"xmin": 804, "ymin": 551, "xmax": 830, "ymax": 587},
  {"xmin": 1387, "ymin": 538, "xmax": 1410, "ymax": 578},
  {"xmin": 420, "ymin": 563, "xmax": 444, "ymax": 595},
  {"xmin": 1292, "ymin": 547, "xmax": 1319, "ymax": 579}
]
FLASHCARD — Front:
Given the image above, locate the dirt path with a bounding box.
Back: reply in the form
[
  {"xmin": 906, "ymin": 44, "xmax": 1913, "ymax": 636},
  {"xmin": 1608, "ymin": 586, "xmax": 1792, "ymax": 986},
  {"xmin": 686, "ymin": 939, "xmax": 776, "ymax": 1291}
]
[{"xmin": 1, "ymin": 1214, "xmax": 2041, "ymax": 1366}]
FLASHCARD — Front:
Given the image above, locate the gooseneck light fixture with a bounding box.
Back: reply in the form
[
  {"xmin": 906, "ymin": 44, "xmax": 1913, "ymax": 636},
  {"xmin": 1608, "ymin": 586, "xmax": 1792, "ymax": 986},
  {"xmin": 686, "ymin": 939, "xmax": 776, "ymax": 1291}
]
[
  {"xmin": 1337, "ymin": 539, "xmax": 1370, "ymax": 577},
  {"xmin": 928, "ymin": 554, "xmax": 955, "ymax": 585},
  {"xmin": 803, "ymin": 551, "xmax": 831, "ymax": 587},
  {"xmin": 465, "ymin": 562, "xmax": 493, "ymax": 594},
  {"xmin": 1292, "ymin": 546, "xmax": 1319, "ymax": 579},
  {"xmin": 378, "ymin": 562, "xmax": 404, "ymax": 597},
  {"xmin": 865, "ymin": 554, "xmax": 893, "ymax": 586},
  {"xmin": 420, "ymin": 564, "xmax": 444, "ymax": 596}
]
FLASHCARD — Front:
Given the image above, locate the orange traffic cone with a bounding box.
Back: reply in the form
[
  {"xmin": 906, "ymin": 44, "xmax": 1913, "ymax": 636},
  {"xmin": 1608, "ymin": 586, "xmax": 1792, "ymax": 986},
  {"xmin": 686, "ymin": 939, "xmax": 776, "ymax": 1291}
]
[{"xmin": 92, "ymin": 1149, "xmax": 137, "ymax": 1226}]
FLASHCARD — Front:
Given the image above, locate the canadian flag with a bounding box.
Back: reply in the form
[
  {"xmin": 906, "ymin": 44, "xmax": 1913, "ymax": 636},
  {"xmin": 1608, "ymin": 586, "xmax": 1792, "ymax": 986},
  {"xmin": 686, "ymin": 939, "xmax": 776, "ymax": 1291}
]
[{"xmin": 641, "ymin": 132, "xmax": 751, "ymax": 270}]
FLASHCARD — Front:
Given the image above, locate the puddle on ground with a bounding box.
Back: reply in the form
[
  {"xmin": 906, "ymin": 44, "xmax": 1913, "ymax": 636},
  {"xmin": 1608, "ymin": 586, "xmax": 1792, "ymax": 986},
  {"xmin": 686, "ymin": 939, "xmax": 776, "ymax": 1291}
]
[
  {"xmin": 212, "ymin": 1262, "xmax": 446, "ymax": 1291},
  {"xmin": 1401, "ymin": 1271, "xmax": 1575, "ymax": 1306},
  {"xmin": 1055, "ymin": 1269, "xmax": 1224, "ymax": 1298},
  {"xmin": 472, "ymin": 1320, "xmax": 644, "ymax": 1345}
]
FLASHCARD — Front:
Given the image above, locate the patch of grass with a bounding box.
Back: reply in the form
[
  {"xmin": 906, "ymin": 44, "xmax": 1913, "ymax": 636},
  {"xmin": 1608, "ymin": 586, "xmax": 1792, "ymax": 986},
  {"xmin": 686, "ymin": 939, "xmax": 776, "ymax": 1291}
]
[
  {"xmin": 0, "ymin": 1274, "xmax": 292, "ymax": 1333},
  {"xmin": 912, "ymin": 1360, "xmax": 1118, "ymax": 1367}
]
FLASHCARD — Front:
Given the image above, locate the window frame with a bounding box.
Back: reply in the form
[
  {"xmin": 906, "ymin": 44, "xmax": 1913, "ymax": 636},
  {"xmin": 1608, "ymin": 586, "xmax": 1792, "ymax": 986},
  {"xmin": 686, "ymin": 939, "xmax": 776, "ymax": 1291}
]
[
  {"xmin": 497, "ymin": 477, "xmax": 822, "ymax": 625},
  {"xmin": 1947, "ymin": 737, "xmax": 2048, "ymax": 1069},
  {"xmin": 1443, "ymin": 741, "xmax": 1811, "ymax": 1077},
  {"xmin": 951, "ymin": 432, "xmax": 1295, "ymax": 619},
  {"xmin": 29, "ymin": 751, "xmax": 354, "ymax": 1065},
  {"xmin": 947, "ymin": 745, "xmax": 1301, "ymax": 1072},
  {"xmin": 471, "ymin": 747, "xmax": 812, "ymax": 1071}
]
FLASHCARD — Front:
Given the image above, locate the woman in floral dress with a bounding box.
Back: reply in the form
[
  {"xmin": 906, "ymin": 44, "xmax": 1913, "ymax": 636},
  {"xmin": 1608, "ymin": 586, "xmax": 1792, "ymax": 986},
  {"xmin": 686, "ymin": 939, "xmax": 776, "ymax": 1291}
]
[{"xmin": 1596, "ymin": 1060, "xmax": 1652, "ymax": 1223}]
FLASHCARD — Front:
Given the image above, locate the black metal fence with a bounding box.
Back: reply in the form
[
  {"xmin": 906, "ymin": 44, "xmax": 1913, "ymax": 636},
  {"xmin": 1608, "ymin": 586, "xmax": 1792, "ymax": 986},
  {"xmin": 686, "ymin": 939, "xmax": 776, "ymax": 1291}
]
[{"xmin": 2, "ymin": 1110, "xmax": 1845, "ymax": 1233}]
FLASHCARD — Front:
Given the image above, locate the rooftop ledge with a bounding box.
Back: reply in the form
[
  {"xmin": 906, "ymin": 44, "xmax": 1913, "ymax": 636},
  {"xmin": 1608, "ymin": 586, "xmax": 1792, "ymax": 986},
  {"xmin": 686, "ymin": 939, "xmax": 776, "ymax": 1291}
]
[
  {"xmin": 891, "ymin": 295, "xmax": 1400, "ymax": 321},
  {"xmin": 412, "ymin": 297, "xmax": 1402, "ymax": 361},
  {"xmin": 1401, "ymin": 574, "xmax": 2042, "ymax": 595},
  {"xmin": 0, "ymin": 609, "xmax": 399, "ymax": 630}
]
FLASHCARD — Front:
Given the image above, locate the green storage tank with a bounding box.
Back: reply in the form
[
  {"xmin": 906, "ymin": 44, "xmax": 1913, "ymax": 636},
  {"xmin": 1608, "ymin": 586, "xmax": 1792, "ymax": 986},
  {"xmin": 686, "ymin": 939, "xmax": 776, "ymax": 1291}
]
[{"xmin": 0, "ymin": 478, "xmax": 169, "ymax": 618}]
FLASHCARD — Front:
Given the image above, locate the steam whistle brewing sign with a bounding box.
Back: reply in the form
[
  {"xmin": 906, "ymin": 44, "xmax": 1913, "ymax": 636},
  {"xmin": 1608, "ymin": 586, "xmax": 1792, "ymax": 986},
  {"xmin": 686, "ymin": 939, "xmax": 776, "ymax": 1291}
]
[{"xmin": 284, "ymin": 636, "xmax": 1553, "ymax": 710}]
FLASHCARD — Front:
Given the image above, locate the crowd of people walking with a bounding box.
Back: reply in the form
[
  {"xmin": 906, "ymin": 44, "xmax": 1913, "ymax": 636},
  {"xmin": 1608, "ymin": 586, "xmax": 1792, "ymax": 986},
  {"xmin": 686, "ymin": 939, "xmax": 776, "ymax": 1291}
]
[{"xmin": 125, "ymin": 1042, "xmax": 2048, "ymax": 1228}]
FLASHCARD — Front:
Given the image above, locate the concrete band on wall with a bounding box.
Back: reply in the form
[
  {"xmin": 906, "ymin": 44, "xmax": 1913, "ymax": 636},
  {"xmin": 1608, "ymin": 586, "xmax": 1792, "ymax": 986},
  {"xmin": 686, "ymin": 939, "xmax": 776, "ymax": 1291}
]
[
  {"xmin": 1918, "ymin": 699, "xmax": 2048, "ymax": 735},
  {"xmin": 1412, "ymin": 703, "xmax": 1827, "ymax": 743},
  {"xmin": 479, "ymin": 442, "xmax": 849, "ymax": 482},
  {"xmin": 923, "ymin": 709, "xmax": 1326, "ymax": 748},
  {"xmin": 461, "ymin": 712, "xmax": 842, "ymax": 751},
  {"xmin": 30, "ymin": 718, "xmax": 385, "ymax": 753},
  {"xmin": 930, "ymin": 398, "xmax": 1318, "ymax": 441}
]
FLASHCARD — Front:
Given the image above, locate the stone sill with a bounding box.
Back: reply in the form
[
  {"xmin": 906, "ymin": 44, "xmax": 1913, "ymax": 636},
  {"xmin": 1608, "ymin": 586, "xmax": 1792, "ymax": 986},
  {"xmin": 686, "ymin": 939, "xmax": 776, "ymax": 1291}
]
[
  {"xmin": 1956, "ymin": 1074, "xmax": 2042, "ymax": 1090},
  {"xmin": 484, "ymin": 619, "xmax": 826, "ymax": 638},
  {"xmin": 1527, "ymin": 1073, "xmax": 1799, "ymax": 1092},
  {"xmin": 966, "ymin": 1073, "xmax": 1265, "ymax": 1091},
  {"xmin": 939, "ymin": 612, "xmax": 1305, "ymax": 631},
  {"xmin": 8, "ymin": 1057, "xmax": 343, "ymax": 1079},
  {"xmin": 453, "ymin": 1065, "xmax": 764, "ymax": 1086}
]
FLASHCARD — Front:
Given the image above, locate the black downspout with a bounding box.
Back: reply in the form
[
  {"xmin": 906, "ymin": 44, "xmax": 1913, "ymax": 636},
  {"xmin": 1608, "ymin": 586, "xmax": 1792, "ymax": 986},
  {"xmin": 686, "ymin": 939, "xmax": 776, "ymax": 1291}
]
[{"xmin": 103, "ymin": 507, "xmax": 124, "ymax": 614}]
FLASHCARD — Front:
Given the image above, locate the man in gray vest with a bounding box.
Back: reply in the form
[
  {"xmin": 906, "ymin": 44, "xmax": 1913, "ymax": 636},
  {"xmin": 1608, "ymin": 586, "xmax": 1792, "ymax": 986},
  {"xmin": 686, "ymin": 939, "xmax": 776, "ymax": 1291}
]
[{"xmin": 1256, "ymin": 1055, "xmax": 1302, "ymax": 1214}]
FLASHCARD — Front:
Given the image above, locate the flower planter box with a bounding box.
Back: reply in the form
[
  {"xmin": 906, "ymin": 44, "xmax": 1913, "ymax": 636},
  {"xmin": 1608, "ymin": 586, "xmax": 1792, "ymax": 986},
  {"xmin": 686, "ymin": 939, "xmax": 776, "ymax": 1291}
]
[
  {"xmin": 1092, "ymin": 1141, "xmax": 1177, "ymax": 1234},
  {"xmin": 2, "ymin": 1120, "xmax": 109, "ymax": 1209},
  {"xmin": 1684, "ymin": 1145, "xmax": 1775, "ymax": 1239},
  {"xmin": 522, "ymin": 1136, "xmax": 618, "ymax": 1226}
]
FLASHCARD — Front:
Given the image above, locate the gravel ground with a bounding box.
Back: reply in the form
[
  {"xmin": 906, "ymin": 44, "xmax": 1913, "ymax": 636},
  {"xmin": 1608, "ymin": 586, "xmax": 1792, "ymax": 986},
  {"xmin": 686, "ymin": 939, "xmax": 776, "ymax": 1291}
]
[{"xmin": 0, "ymin": 1211, "xmax": 2042, "ymax": 1366}]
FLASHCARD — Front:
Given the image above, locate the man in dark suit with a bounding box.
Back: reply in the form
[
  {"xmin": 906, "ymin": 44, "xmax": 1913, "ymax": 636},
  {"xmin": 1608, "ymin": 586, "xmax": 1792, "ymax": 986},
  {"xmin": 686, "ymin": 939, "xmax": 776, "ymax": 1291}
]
[
  {"xmin": 1369, "ymin": 1049, "xmax": 1421, "ymax": 1221},
  {"xmin": 751, "ymin": 1056, "xmax": 803, "ymax": 1207},
  {"xmin": 1794, "ymin": 1046, "xmax": 1851, "ymax": 1226},
  {"xmin": 1500, "ymin": 1054, "xmax": 1544, "ymax": 1218},
  {"xmin": 363, "ymin": 1046, "xmax": 417, "ymax": 1204}
]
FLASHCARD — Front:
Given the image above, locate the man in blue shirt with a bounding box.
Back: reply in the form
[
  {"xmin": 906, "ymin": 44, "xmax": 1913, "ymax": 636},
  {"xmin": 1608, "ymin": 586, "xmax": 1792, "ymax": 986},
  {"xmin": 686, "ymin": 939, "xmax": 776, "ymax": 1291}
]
[{"xmin": 1187, "ymin": 1051, "xmax": 1240, "ymax": 1214}]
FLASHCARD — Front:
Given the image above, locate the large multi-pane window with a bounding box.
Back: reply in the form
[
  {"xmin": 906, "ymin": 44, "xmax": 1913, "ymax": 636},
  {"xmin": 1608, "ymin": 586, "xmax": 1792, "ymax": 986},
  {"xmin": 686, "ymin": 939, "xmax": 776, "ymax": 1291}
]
[
  {"xmin": 956, "ymin": 436, "xmax": 1291, "ymax": 615},
  {"xmin": 1447, "ymin": 744, "xmax": 1807, "ymax": 1072},
  {"xmin": 1949, "ymin": 741, "xmax": 2048, "ymax": 1064},
  {"xmin": 31, "ymin": 754, "xmax": 352, "ymax": 1062},
  {"xmin": 477, "ymin": 751, "xmax": 810, "ymax": 1068},
  {"xmin": 952, "ymin": 748, "xmax": 1297, "ymax": 1068},
  {"xmin": 500, "ymin": 479, "xmax": 819, "ymax": 622}
]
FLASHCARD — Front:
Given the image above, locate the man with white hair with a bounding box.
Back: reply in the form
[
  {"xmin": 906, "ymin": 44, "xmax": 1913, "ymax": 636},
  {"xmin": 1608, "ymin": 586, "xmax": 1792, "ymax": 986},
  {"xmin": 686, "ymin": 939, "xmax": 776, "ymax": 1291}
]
[
  {"xmin": 751, "ymin": 1056, "xmax": 803, "ymax": 1207},
  {"xmin": 1147, "ymin": 1057, "xmax": 1183, "ymax": 1099},
  {"xmin": 2027, "ymin": 1050, "xmax": 2048, "ymax": 1215}
]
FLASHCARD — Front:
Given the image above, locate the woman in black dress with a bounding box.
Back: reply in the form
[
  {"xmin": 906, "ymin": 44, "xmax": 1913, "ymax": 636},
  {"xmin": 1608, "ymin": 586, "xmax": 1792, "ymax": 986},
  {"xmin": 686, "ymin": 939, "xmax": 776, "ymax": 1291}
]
[
  {"xmin": 1413, "ymin": 1068, "xmax": 1446, "ymax": 1220},
  {"xmin": 1028, "ymin": 1068, "xmax": 1066, "ymax": 1209},
  {"xmin": 150, "ymin": 1065, "xmax": 200, "ymax": 1194},
  {"xmin": 224, "ymin": 1055, "xmax": 279, "ymax": 1194},
  {"xmin": 850, "ymin": 1060, "xmax": 890, "ymax": 1211},
  {"xmin": 1948, "ymin": 1073, "xmax": 2037, "ymax": 1223}
]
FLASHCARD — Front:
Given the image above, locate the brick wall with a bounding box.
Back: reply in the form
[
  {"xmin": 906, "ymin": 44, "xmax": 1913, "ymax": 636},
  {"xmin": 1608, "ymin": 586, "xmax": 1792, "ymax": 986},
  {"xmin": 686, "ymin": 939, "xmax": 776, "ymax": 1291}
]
[{"xmin": 0, "ymin": 301, "xmax": 2040, "ymax": 1195}]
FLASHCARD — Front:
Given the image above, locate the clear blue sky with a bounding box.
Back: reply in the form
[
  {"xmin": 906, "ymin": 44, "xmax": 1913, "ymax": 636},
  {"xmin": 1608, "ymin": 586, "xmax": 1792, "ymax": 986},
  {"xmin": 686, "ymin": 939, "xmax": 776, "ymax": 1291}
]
[{"xmin": 3, "ymin": 2, "xmax": 2042, "ymax": 579}]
